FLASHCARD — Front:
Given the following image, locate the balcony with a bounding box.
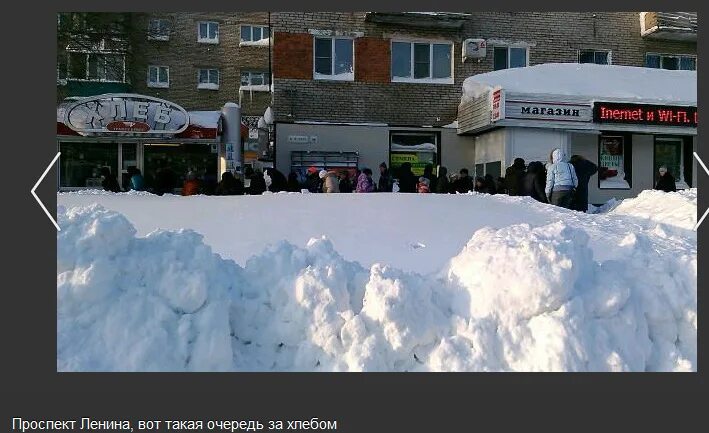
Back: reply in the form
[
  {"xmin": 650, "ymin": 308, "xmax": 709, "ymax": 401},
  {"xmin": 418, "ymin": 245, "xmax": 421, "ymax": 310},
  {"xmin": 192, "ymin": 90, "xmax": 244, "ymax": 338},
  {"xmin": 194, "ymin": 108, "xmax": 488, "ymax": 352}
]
[{"xmin": 641, "ymin": 12, "xmax": 697, "ymax": 42}]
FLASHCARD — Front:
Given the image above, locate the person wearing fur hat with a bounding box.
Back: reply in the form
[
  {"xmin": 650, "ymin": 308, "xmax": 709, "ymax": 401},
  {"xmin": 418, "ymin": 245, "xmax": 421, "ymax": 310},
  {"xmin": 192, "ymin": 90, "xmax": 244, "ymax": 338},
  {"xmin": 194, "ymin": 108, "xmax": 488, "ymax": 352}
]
[{"xmin": 320, "ymin": 169, "xmax": 340, "ymax": 193}]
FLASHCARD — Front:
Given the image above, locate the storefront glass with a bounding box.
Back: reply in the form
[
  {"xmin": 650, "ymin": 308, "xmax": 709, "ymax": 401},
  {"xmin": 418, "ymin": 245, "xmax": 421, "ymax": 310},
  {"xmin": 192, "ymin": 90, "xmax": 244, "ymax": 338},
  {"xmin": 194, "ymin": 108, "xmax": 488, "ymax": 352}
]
[
  {"xmin": 598, "ymin": 135, "xmax": 631, "ymax": 189},
  {"xmin": 143, "ymin": 143, "xmax": 217, "ymax": 193},
  {"xmin": 654, "ymin": 137, "xmax": 684, "ymax": 186},
  {"xmin": 389, "ymin": 132, "xmax": 439, "ymax": 177},
  {"xmin": 59, "ymin": 142, "xmax": 118, "ymax": 188}
]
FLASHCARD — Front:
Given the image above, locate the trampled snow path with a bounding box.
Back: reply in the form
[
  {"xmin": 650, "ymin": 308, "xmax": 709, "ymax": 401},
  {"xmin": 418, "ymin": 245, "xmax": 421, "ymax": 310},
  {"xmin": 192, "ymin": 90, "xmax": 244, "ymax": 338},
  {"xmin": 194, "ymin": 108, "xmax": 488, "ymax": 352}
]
[{"xmin": 57, "ymin": 190, "xmax": 697, "ymax": 372}]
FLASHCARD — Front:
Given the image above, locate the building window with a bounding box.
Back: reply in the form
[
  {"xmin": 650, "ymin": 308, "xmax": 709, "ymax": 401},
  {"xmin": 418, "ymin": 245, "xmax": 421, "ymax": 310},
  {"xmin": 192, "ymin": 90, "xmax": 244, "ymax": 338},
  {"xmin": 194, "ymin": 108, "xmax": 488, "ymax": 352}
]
[
  {"xmin": 646, "ymin": 53, "xmax": 696, "ymax": 71},
  {"xmin": 147, "ymin": 65, "xmax": 169, "ymax": 88},
  {"xmin": 314, "ymin": 37, "xmax": 354, "ymax": 81},
  {"xmin": 579, "ymin": 49, "xmax": 611, "ymax": 65},
  {"xmin": 389, "ymin": 131, "xmax": 440, "ymax": 177},
  {"xmin": 240, "ymin": 71, "xmax": 270, "ymax": 90},
  {"xmin": 198, "ymin": 21, "xmax": 219, "ymax": 44},
  {"xmin": 65, "ymin": 52, "xmax": 126, "ymax": 82},
  {"xmin": 598, "ymin": 135, "xmax": 632, "ymax": 189},
  {"xmin": 391, "ymin": 41, "xmax": 453, "ymax": 83},
  {"xmin": 240, "ymin": 25, "xmax": 269, "ymax": 45},
  {"xmin": 148, "ymin": 19, "xmax": 170, "ymax": 41},
  {"xmin": 493, "ymin": 46, "xmax": 528, "ymax": 70},
  {"xmin": 198, "ymin": 68, "xmax": 219, "ymax": 90}
]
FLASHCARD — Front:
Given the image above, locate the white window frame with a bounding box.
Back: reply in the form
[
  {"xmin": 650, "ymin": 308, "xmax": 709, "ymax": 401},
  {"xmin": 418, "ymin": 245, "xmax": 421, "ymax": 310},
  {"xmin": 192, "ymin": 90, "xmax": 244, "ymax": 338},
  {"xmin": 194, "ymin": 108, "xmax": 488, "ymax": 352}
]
[
  {"xmin": 578, "ymin": 49, "xmax": 612, "ymax": 65},
  {"xmin": 197, "ymin": 68, "xmax": 219, "ymax": 90},
  {"xmin": 240, "ymin": 71, "xmax": 270, "ymax": 91},
  {"xmin": 147, "ymin": 65, "xmax": 169, "ymax": 88},
  {"xmin": 240, "ymin": 25, "xmax": 269, "ymax": 46},
  {"xmin": 492, "ymin": 45, "xmax": 530, "ymax": 70},
  {"xmin": 65, "ymin": 51, "xmax": 127, "ymax": 83},
  {"xmin": 148, "ymin": 18, "xmax": 170, "ymax": 41},
  {"xmin": 313, "ymin": 36, "xmax": 355, "ymax": 81},
  {"xmin": 390, "ymin": 39, "xmax": 454, "ymax": 84},
  {"xmin": 645, "ymin": 52, "xmax": 697, "ymax": 70},
  {"xmin": 197, "ymin": 21, "xmax": 219, "ymax": 44}
]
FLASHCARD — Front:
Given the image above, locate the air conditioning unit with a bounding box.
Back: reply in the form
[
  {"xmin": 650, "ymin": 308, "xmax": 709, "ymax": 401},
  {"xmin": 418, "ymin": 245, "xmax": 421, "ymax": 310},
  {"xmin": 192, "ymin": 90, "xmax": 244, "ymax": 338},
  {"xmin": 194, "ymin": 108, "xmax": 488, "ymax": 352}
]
[{"xmin": 463, "ymin": 38, "xmax": 487, "ymax": 62}]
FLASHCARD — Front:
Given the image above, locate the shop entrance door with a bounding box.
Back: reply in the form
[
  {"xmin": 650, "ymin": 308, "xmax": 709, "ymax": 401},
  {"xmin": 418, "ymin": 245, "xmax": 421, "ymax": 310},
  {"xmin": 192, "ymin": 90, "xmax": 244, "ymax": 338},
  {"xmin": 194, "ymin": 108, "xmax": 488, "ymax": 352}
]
[
  {"xmin": 119, "ymin": 143, "xmax": 141, "ymax": 190},
  {"xmin": 654, "ymin": 137, "xmax": 686, "ymax": 189}
]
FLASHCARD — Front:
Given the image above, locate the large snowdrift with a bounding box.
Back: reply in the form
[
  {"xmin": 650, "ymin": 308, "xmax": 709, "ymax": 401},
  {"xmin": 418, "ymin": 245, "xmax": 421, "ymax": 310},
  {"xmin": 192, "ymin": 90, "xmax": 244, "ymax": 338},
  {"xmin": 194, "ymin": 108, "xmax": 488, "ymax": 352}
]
[
  {"xmin": 57, "ymin": 190, "xmax": 696, "ymax": 372},
  {"xmin": 461, "ymin": 63, "xmax": 697, "ymax": 105}
]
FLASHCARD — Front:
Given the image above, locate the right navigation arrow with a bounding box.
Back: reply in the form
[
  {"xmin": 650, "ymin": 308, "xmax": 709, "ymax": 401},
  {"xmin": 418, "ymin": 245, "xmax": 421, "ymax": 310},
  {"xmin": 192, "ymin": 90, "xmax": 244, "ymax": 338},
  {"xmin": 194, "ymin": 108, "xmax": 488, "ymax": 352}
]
[{"xmin": 693, "ymin": 152, "xmax": 708, "ymax": 231}]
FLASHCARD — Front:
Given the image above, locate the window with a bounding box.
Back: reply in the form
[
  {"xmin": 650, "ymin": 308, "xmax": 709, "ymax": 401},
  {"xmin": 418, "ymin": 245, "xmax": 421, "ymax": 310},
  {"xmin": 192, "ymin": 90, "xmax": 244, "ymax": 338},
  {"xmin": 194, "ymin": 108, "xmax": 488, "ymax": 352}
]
[
  {"xmin": 198, "ymin": 68, "xmax": 219, "ymax": 90},
  {"xmin": 240, "ymin": 25, "xmax": 269, "ymax": 45},
  {"xmin": 240, "ymin": 71, "xmax": 270, "ymax": 90},
  {"xmin": 599, "ymin": 135, "xmax": 632, "ymax": 189},
  {"xmin": 389, "ymin": 132, "xmax": 439, "ymax": 177},
  {"xmin": 147, "ymin": 65, "xmax": 169, "ymax": 88},
  {"xmin": 646, "ymin": 53, "xmax": 696, "ymax": 71},
  {"xmin": 579, "ymin": 49, "xmax": 611, "ymax": 65},
  {"xmin": 148, "ymin": 19, "xmax": 170, "ymax": 40},
  {"xmin": 493, "ymin": 46, "xmax": 528, "ymax": 70},
  {"xmin": 391, "ymin": 41, "xmax": 453, "ymax": 83},
  {"xmin": 198, "ymin": 21, "xmax": 219, "ymax": 44},
  {"xmin": 314, "ymin": 37, "xmax": 354, "ymax": 80},
  {"xmin": 65, "ymin": 52, "xmax": 125, "ymax": 82}
]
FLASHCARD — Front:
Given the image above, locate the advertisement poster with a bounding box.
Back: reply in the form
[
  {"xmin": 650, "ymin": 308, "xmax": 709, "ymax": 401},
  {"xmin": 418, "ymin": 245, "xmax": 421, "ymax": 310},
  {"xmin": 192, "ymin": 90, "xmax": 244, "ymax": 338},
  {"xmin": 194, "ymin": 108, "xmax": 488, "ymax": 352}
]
[
  {"xmin": 390, "ymin": 152, "xmax": 434, "ymax": 176},
  {"xmin": 599, "ymin": 136, "xmax": 630, "ymax": 189}
]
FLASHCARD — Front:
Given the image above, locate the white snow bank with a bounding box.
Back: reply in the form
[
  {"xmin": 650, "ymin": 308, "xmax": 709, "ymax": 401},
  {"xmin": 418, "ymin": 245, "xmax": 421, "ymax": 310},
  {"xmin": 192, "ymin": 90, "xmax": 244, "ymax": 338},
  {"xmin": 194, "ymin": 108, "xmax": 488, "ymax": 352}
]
[
  {"xmin": 390, "ymin": 143, "xmax": 437, "ymax": 151},
  {"xmin": 609, "ymin": 188, "xmax": 697, "ymax": 232},
  {"xmin": 462, "ymin": 63, "xmax": 697, "ymax": 105},
  {"xmin": 57, "ymin": 196, "xmax": 696, "ymax": 372}
]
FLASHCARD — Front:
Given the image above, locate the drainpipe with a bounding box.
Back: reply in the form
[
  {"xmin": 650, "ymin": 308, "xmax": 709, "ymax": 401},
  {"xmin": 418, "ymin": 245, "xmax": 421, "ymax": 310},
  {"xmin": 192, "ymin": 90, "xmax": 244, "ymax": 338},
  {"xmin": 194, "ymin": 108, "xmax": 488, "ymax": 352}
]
[{"xmin": 268, "ymin": 11, "xmax": 276, "ymax": 167}]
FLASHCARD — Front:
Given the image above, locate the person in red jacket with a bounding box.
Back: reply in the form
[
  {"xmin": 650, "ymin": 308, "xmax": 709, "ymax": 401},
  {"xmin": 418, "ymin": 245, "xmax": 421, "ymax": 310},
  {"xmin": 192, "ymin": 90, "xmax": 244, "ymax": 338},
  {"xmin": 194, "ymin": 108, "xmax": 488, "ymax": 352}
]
[{"xmin": 182, "ymin": 171, "xmax": 201, "ymax": 196}]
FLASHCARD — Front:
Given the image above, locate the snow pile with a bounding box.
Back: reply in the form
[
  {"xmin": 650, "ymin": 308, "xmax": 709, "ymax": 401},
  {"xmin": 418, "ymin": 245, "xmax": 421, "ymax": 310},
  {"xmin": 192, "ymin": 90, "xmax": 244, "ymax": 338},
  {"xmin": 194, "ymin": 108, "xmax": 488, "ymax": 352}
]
[
  {"xmin": 609, "ymin": 189, "xmax": 697, "ymax": 232},
  {"xmin": 462, "ymin": 63, "xmax": 697, "ymax": 105},
  {"xmin": 57, "ymin": 196, "xmax": 696, "ymax": 372}
]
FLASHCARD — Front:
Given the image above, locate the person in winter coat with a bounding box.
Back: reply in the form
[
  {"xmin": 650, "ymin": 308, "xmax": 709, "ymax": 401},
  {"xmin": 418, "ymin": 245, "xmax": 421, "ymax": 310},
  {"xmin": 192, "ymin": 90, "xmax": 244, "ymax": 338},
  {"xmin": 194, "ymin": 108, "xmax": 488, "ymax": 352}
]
[
  {"xmin": 339, "ymin": 171, "xmax": 354, "ymax": 193},
  {"xmin": 246, "ymin": 167, "xmax": 267, "ymax": 195},
  {"xmin": 569, "ymin": 155, "xmax": 598, "ymax": 212},
  {"xmin": 422, "ymin": 164, "xmax": 437, "ymax": 193},
  {"xmin": 435, "ymin": 166, "xmax": 451, "ymax": 194},
  {"xmin": 265, "ymin": 168, "xmax": 288, "ymax": 192},
  {"xmin": 484, "ymin": 174, "xmax": 497, "ymax": 194},
  {"xmin": 545, "ymin": 148, "xmax": 578, "ymax": 209},
  {"xmin": 378, "ymin": 162, "xmax": 393, "ymax": 192},
  {"xmin": 523, "ymin": 161, "xmax": 548, "ymax": 203},
  {"xmin": 100, "ymin": 166, "xmax": 121, "ymax": 193},
  {"xmin": 356, "ymin": 168, "xmax": 375, "ymax": 193},
  {"xmin": 215, "ymin": 171, "xmax": 244, "ymax": 195},
  {"xmin": 474, "ymin": 176, "xmax": 490, "ymax": 193},
  {"xmin": 505, "ymin": 158, "xmax": 526, "ymax": 196},
  {"xmin": 417, "ymin": 176, "xmax": 431, "ymax": 193},
  {"xmin": 182, "ymin": 171, "xmax": 201, "ymax": 196},
  {"xmin": 654, "ymin": 166, "xmax": 677, "ymax": 192},
  {"xmin": 286, "ymin": 171, "xmax": 301, "ymax": 192},
  {"xmin": 320, "ymin": 170, "xmax": 340, "ymax": 193},
  {"xmin": 452, "ymin": 168, "xmax": 475, "ymax": 193},
  {"xmin": 154, "ymin": 162, "xmax": 177, "ymax": 196},
  {"xmin": 126, "ymin": 166, "xmax": 145, "ymax": 192},
  {"xmin": 397, "ymin": 163, "xmax": 417, "ymax": 193}
]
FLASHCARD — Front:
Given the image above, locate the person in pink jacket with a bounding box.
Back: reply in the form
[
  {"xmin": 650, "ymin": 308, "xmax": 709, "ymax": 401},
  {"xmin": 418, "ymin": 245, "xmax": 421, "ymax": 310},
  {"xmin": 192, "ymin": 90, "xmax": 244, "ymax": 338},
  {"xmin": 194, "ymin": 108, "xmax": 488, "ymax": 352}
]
[{"xmin": 356, "ymin": 168, "xmax": 375, "ymax": 193}]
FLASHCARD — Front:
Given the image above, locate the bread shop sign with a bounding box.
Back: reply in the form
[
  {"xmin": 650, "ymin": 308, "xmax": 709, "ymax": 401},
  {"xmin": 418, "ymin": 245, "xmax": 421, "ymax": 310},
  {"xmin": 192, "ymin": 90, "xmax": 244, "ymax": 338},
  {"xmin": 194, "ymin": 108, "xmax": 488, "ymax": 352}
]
[
  {"xmin": 63, "ymin": 94, "xmax": 190, "ymax": 135},
  {"xmin": 593, "ymin": 102, "xmax": 697, "ymax": 128}
]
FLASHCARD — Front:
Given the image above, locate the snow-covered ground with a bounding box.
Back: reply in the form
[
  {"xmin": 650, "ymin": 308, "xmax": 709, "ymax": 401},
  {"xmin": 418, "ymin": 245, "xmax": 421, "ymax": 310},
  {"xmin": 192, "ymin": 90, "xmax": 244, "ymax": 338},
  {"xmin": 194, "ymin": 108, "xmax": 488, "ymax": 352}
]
[{"xmin": 57, "ymin": 189, "xmax": 697, "ymax": 372}]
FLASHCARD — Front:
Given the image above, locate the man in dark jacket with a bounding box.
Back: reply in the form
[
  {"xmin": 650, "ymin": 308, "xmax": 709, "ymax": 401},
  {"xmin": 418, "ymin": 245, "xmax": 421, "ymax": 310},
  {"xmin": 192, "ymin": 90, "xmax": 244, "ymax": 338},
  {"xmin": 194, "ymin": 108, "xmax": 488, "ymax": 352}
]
[
  {"xmin": 523, "ymin": 161, "xmax": 548, "ymax": 203},
  {"xmin": 215, "ymin": 171, "xmax": 244, "ymax": 195},
  {"xmin": 100, "ymin": 167, "xmax": 121, "ymax": 193},
  {"xmin": 569, "ymin": 155, "xmax": 598, "ymax": 212},
  {"xmin": 378, "ymin": 162, "xmax": 393, "ymax": 192},
  {"xmin": 397, "ymin": 162, "xmax": 417, "ymax": 193},
  {"xmin": 654, "ymin": 166, "xmax": 677, "ymax": 192},
  {"xmin": 245, "ymin": 167, "xmax": 267, "ymax": 195},
  {"xmin": 436, "ymin": 166, "xmax": 451, "ymax": 194},
  {"xmin": 422, "ymin": 164, "xmax": 437, "ymax": 193},
  {"xmin": 266, "ymin": 168, "xmax": 288, "ymax": 192},
  {"xmin": 452, "ymin": 168, "xmax": 475, "ymax": 193},
  {"xmin": 505, "ymin": 158, "xmax": 526, "ymax": 196}
]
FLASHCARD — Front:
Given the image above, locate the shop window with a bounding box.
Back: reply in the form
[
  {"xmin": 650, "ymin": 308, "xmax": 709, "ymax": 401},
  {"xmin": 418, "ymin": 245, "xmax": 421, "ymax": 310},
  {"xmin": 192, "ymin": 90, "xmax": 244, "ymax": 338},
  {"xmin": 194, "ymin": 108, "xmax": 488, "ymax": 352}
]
[
  {"xmin": 654, "ymin": 137, "xmax": 691, "ymax": 189},
  {"xmin": 579, "ymin": 49, "xmax": 611, "ymax": 65},
  {"xmin": 391, "ymin": 41, "xmax": 453, "ymax": 83},
  {"xmin": 197, "ymin": 68, "xmax": 219, "ymax": 90},
  {"xmin": 598, "ymin": 135, "xmax": 632, "ymax": 189},
  {"xmin": 148, "ymin": 18, "xmax": 170, "ymax": 40},
  {"xmin": 240, "ymin": 71, "xmax": 270, "ymax": 89},
  {"xmin": 493, "ymin": 46, "xmax": 528, "ymax": 70},
  {"xmin": 646, "ymin": 53, "xmax": 696, "ymax": 71},
  {"xmin": 59, "ymin": 142, "xmax": 119, "ymax": 189},
  {"xmin": 240, "ymin": 25, "xmax": 269, "ymax": 45},
  {"xmin": 290, "ymin": 151, "xmax": 359, "ymax": 185},
  {"xmin": 147, "ymin": 65, "xmax": 169, "ymax": 88},
  {"xmin": 198, "ymin": 21, "xmax": 219, "ymax": 44},
  {"xmin": 389, "ymin": 131, "xmax": 439, "ymax": 177},
  {"xmin": 143, "ymin": 143, "xmax": 218, "ymax": 194},
  {"xmin": 314, "ymin": 37, "xmax": 354, "ymax": 81},
  {"xmin": 485, "ymin": 161, "xmax": 502, "ymax": 179}
]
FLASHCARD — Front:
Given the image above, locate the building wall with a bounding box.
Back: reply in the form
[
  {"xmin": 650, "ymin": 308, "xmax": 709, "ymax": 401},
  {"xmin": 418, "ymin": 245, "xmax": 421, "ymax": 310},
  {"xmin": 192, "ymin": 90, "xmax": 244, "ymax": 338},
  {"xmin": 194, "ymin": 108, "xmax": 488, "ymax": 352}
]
[
  {"xmin": 271, "ymin": 12, "xmax": 697, "ymax": 126},
  {"xmin": 129, "ymin": 12, "xmax": 272, "ymax": 115},
  {"xmin": 507, "ymin": 127, "xmax": 569, "ymax": 168},
  {"xmin": 440, "ymin": 130, "xmax": 476, "ymax": 175},
  {"xmin": 474, "ymin": 129, "xmax": 507, "ymax": 165}
]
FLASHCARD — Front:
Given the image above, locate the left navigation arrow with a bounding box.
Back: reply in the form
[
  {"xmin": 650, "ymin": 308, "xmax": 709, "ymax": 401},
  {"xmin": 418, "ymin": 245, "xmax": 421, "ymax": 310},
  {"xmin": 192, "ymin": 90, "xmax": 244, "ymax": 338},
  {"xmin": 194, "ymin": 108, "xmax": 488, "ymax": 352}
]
[{"xmin": 31, "ymin": 152, "xmax": 61, "ymax": 231}]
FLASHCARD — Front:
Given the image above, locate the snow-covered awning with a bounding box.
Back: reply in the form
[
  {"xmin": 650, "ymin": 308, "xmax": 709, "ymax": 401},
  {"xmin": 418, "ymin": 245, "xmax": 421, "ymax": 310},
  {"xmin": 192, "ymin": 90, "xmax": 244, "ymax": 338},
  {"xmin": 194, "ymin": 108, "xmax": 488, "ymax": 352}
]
[{"xmin": 458, "ymin": 63, "xmax": 697, "ymax": 136}]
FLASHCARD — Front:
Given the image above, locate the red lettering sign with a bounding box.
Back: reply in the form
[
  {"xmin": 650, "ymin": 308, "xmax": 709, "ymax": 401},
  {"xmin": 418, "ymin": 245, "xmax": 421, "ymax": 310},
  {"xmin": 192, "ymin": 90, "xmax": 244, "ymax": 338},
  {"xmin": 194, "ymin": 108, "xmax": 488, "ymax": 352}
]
[{"xmin": 593, "ymin": 102, "xmax": 696, "ymax": 127}]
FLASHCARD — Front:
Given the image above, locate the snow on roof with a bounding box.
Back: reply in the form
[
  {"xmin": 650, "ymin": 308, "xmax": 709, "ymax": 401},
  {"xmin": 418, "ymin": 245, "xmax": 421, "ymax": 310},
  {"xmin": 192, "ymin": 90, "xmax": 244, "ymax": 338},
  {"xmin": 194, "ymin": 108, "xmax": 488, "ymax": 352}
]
[
  {"xmin": 462, "ymin": 63, "xmax": 697, "ymax": 106},
  {"xmin": 187, "ymin": 111, "xmax": 222, "ymax": 128}
]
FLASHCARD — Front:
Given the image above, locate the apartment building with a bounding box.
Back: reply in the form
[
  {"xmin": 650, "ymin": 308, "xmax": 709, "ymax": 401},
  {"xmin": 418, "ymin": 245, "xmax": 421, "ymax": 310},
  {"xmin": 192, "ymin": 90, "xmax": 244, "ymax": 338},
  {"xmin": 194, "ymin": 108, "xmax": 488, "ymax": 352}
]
[{"xmin": 271, "ymin": 12, "xmax": 697, "ymax": 183}]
